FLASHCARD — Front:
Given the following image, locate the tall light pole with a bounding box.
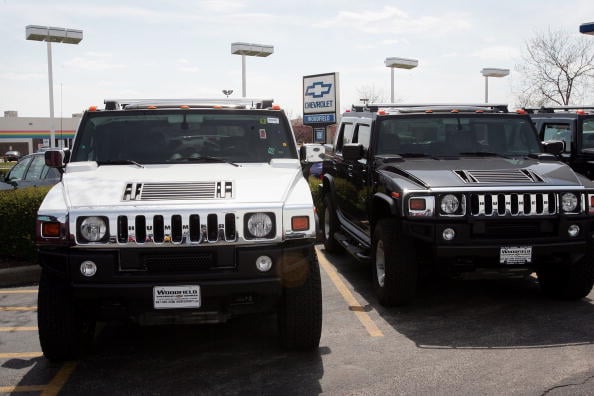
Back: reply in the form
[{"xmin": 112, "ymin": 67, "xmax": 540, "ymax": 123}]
[
  {"xmin": 580, "ymin": 22, "xmax": 594, "ymax": 35},
  {"xmin": 385, "ymin": 57, "xmax": 418, "ymax": 103},
  {"xmin": 26, "ymin": 25, "xmax": 83, "ymax": 148},
  {"xmin": 480, "ymin": 68, "xmax": 509, "ymax": 103},
  {"xmin": 231, "ymin": 42, "xmax": 274, "ymax": 97}
]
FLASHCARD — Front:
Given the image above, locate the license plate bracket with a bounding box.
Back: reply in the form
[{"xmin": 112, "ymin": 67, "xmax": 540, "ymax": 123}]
[
  {"xmin": 153, "ymin": 285, "xmax": 201, "ymax": 309},
  {"xmin": 499, "ymin": 246, "xmax": 532, "ymax": 265}
]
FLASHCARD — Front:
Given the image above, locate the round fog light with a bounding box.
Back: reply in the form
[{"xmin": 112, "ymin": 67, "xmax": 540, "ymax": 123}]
[
  {"xmin": 568, "ymin": 224, "xmax": 580, "ymax": 237},
  {"xmin": 80, "ymin": 260, "xmax": 97, "ymax": 277},
  {"xmin": 255, "ymin": 255, "xmax": 273, "ymax": 272},
  {"xmin": 442, "ymin": 228, "xmax": 456, "ymax": 241}
]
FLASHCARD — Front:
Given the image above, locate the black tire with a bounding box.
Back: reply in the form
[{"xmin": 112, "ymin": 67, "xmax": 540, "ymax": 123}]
[
  {"xmin": 371, "ymin": 219, "xmax": 417, "ymax": 306},
  {"xmin": 322, "ymin": 195, "xmax": 342, "ymax": 253},
  {"xmin": 278, "ymin": 248, "xmax": 322, "ymax": 351},
  {"xmin": 37, "ymin": 268, "xmax": 96, "ymax": 361},
  {"xmin": 537, "ymin": 256, "xmax": 594, "ymax": 300}
]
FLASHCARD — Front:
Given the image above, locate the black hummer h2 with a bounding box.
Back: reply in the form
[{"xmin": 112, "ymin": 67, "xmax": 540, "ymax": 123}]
[
  {"xmin": 526, "ymin": 106, "xmax": 594, "ymax": 179},
  {"xmin": 322, "ymin": 103, "xmax": 594, "ymax": 306}
]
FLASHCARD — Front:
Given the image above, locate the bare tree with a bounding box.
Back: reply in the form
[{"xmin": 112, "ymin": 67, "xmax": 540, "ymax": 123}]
[
  {"xmin": 515, "ymin": 29, "xmax": 594, "ymax": 106},
  {"xmin": 356, "ymin": 84, "xmax": 388, "ymax": 104}
]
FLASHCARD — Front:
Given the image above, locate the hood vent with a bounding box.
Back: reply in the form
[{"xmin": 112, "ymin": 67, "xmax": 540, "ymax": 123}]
[
  {"xmin": 454, "ymin": 169, "xmax": 543, "ymax": 184},
  {"xmin": 122, "ymin": 181, "xmax": 233, "ymax": 201}
]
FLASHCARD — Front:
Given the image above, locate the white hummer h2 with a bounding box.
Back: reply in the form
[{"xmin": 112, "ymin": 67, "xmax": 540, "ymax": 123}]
[{"xmin": 36, "ymin": 98, "xmax": 322, "ymax": 361}]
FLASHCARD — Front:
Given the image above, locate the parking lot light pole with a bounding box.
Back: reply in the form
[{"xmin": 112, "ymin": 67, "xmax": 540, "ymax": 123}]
[
  {"xmin": 26, "ymin": 25, "xmax": 83, "ymax": 149},
  {"xmin": 385, "ymin": 57, "xmax": 418, "ymax": 103},
  {"xmin": 480, "ymin": 68, "xmax": 509, "ymax": 103},
  {"xmin": 580, "ymin": 22, "xmax": 594, "ymax": 35},
  {"xmin": 231, "ymin": 42, "xmax": 274, "ymax": 98}
]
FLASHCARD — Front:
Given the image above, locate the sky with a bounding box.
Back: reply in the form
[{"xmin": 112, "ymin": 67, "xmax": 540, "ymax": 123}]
[{"xmin": 1, "ymin": 0, "xmax": 594, "ymax": 120}]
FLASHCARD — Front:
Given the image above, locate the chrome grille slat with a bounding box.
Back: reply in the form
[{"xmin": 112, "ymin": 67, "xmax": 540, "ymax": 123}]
[
  {"xmin": 122, "ymin": 182, "xmax": 233, "ymax": 201},
  {"xmin": 115, "ymin": 213, "xmax": 237, "ymax": 245},
  {"xmin": 455, "ymin": 169, "xmax": 540, "ymax": 184},
  {"xmin": 470, "ymin": 193, "xmax": 557, "ymax": 216}
]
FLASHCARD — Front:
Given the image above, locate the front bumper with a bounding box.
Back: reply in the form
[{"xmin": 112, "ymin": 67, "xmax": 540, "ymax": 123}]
[{"xmin": 38, "ymin": 239, "xmax": 315, "ymax": 320}]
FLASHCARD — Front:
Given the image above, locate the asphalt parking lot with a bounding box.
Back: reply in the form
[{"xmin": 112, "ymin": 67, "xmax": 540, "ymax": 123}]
[{"xmin": 2, "ymin": 245, "xmax": 594, "ymax": 395}]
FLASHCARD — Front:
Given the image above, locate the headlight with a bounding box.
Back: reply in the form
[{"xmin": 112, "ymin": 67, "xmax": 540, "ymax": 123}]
[
  {"xmin": 79, "ymin": 216, "xmax": 108, "ymax": 242},
  {"xmin": 561, "ymin": 193, "xmax": 578, "ymax": 212},
  {"xmin": 440, "ymin": 194, "xmax": 460, "ymax": 214},
  {"xmin": 245, "ymin": 212, "xmax": 275, "ymax": 239}
]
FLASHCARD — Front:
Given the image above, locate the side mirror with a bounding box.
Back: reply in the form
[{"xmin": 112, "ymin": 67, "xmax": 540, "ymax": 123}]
[
  {"xmin": 342, "ymin": 143, "xmax": 364, "ymax": 161},
  {"xmin": 542, "ymin": 140, "xmax": 564, "ymax": 156},
  {"xmin": 45, "ymin": 149, "xmax": 66, "ymax": 168}
]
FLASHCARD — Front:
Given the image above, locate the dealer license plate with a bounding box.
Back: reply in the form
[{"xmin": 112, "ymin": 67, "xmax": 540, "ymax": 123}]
[
  {"xmin": 499, "ymin": 246, "xmax": 532, "ymax": 265},
  {"xmin": 153, "ymin": 285, "xmax": 201, "ymax": 309}
]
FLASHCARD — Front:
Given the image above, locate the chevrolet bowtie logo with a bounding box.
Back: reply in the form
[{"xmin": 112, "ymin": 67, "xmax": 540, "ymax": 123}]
[{"xmin": 305, "ymin": 81, "xmax": 332, "ymax": 98}]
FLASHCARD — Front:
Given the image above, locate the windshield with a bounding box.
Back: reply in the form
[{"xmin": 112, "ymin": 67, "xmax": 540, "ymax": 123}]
[
  {"xmin": 70, "ymin": 110, "xmax": 297, "ymax": 164},
  {"xmin": 376, "ymin": 115, "xmax": 541, "ymax": 157}
]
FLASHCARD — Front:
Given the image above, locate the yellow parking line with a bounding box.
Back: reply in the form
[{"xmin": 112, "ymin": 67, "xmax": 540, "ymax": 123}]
[
  {"xmin": 0, "ymin": 385, "xmax": 46, "ymax": 393},
  {"xmin": 0, "ymin": 326, "xmax": 38, "ymax": 331},
  {"xmin": 0, "ymin": 289, "xmax": 37, "ymax": 294},
  {"xmin": 317, "ymin": 250, "xmax": 384, "ymax": 337},
  {"xmin": 0, "ymin": 306, "xmax": 36, "ymax": 311},
  {"xmin": 42, "ymin": 361, "xmax": 78, "ymax": 396},
  {"xmin": 0, "ymin": 352, "xmax": 43, "ymax": 358}
]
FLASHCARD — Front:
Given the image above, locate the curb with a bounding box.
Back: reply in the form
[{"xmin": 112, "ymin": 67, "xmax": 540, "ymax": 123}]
[{"xmin": 0, "ymin": 265, "xmax": 40, "ymax": 288}]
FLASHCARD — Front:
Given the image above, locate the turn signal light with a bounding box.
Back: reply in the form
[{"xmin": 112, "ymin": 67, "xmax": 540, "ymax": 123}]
[
  {"xmin": 291, "ymin": 216, "xmax": 309, "ymax": 231},
  {"xmin": 409, "ymin": 198, "xmax": 426, "ymax": 211},
  {"xmin": 42, "ymin": 222, "xmax": 61, "ymax": 238}
]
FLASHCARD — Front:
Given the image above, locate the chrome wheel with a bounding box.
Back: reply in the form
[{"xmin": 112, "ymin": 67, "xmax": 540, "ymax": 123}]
[{"xmin": 375, "ymin": 239, "xmax": 386, "ymax": 287}]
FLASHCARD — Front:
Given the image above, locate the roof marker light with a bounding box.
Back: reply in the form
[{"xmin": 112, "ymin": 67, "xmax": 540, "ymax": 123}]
[
  {"xmin": 576, "ymin": 110, "xmax": 587, "ymax": 115},
  {"xmin": 475, "ymin": 109, "xmax": 484, "ymax": 113},
  {"xmin": 516, "ymin": 109, "xmax": 528, "ymax": 115},
  {"xmin": 180, "ymin": 105, "xmax": 189, "ymax": 109},
  {"xmin": 272, "ymin": 105, "xmax": 281, "ymax": 110},
  {"xmin": 378, "ymin": 110, "xmax": 387, "ymax": 115},
  {"xmin": 451, "ymin": 109, "xmax": 459, "ymax": 113},
  {"xmin": 213, "ymin": 105, "xmax": 222, "ymax": 109},
  {"xmin": 88, "ymin": 105, "xmax": 97, "ymax": 112},
  {"xmin": 147, "ymin": 105, "xmax": 157, "ymax": 109},
  {"xmin": 425, "ymin": 110, "xmax": 433, "ymax": 113}
]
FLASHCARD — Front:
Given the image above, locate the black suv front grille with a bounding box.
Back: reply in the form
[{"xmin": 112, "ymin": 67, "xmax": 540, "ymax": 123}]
[{"xmin": 468, "ymin": 193, "xmax": 556, "ymax": 216}]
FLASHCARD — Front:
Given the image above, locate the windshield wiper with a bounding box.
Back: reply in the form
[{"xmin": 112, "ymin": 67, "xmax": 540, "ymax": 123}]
[
  {"xmin": 170, "ymin": 156, "xmax": 239, "ymax": 167},
  {"xmin": 97, "ymin": 160, "xmax": 144, "ymax": 168},
  {"xmin": 458, "ymin": 152, "xmax": 510, "ymax": 158}
]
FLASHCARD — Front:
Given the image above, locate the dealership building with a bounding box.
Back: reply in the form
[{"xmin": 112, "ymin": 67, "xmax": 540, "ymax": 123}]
[{"xmin": 0, "ymin": 111, "xmax": 81, "ymax": 156}]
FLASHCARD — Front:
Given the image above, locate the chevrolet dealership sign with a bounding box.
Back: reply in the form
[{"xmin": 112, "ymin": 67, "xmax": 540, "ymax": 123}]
[{"xmin": 303, "ymin": 72, "xmax": 340, "ymax": 125}]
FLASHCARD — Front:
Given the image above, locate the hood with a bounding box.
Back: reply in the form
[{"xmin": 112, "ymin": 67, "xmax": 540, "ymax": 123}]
[
  {"xmin": 61, "ymin": 160, "xmax": 303, "ymax": 207},
  {"xmin": 381, "ymin": 157, "xmax": 584, "ymax": 189}
]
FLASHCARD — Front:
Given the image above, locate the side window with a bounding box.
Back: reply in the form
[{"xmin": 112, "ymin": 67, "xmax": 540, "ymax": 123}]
[
  {"xmin": 5, "ymin": 156, "xmax": 32, "ymax": 181},
  {"xmin": 582, "ymin": 119, "xmax": 594, "ymax": 150},
  {"xmin": 335, "ymin": 122, "xmax": 355, "ymax": 154},
  {"xmin": 25, "ymin": 155, "xmax": 46, "ymax": 180},
  {"xmin": 543, "ymin": 123, "xmax": 572, "ymax": 152},
  {"xmin": 353, "ymin": 124, "xmax": 371, "ymax": 151}
]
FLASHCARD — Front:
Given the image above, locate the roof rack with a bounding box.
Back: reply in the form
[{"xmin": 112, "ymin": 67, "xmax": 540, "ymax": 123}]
[
  {"xmin": 351, "ymin": 103, "xmax": 509, "ymax": 113},
  {"xmin": 521, "ymin": 105, "xmax": 594, "ymax": 114},
  {"xmin": 103, "ymin": 98, "xmax": 275, "ymax": 111}
]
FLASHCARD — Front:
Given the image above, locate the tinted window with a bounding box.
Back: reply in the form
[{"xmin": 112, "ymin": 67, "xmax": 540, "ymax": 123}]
[
  {"xmin": 6, "ymin": 156, "xmax": 32, "ymax": 181},
  {"xmin": 71, "ymin": 110, "xmax": 296, "ymax": 164},
  {"xmin": 25, "ymin": 155, "xmax": 46, "ymax": 180},
  {"xmin": 543, "ymin": 123, "xmax": 572, "ymax": 152},
  {"xmin": 377, "ymin": 115, "xmax": 541, "ymax": 156}
]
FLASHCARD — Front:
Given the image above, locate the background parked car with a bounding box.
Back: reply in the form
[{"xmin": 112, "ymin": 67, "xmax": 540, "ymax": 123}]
[
  {"xmin": 0, "ymin": 152, "xmax": 61, "ymax": 190},
  {"xmin": 3, "ymin": 150, "xmax": 21, "ymax": 162}
]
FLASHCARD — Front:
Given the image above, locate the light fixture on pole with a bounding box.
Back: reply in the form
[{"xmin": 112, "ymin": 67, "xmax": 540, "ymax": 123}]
[
  {"xmin": 580, "ymin": 22, "xmax": 594, "ymax": 35},
  {"xmin": 385, "ymin": 57, "xmax": 418, "ymax": 103},
  {"xmin": 26, "ymin": 25, "xmax": 83, "ymax": 148},
  {"xmin": 222, "ymin": 89, "xmax": 233, "ymax": 98},
  {"xmin": 480, "ymin": 68, "xmax": 509, "ymax": 103},
  {"xmin": 231, "ymin": 42, "xmax": 274, "ymax": 97}
]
